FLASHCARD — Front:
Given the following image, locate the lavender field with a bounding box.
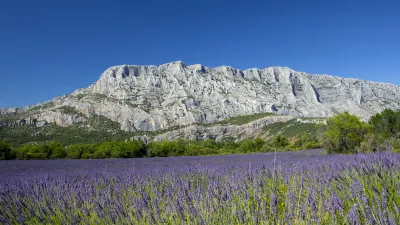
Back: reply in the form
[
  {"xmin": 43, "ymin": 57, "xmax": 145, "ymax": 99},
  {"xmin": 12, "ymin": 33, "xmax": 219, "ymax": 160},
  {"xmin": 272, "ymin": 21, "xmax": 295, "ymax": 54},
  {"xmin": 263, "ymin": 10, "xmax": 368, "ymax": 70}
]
[{"xmin": 1, "ymin": 149, "xmax": 399, "ymax": 224}]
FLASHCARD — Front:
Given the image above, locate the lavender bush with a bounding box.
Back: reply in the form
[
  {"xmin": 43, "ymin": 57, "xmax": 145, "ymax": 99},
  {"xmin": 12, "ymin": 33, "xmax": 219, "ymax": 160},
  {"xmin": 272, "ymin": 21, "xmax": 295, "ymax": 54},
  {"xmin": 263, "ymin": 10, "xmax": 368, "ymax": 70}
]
[{"xmin": 1, "ymin": 150, "xmax": 399, "ymax": 224}]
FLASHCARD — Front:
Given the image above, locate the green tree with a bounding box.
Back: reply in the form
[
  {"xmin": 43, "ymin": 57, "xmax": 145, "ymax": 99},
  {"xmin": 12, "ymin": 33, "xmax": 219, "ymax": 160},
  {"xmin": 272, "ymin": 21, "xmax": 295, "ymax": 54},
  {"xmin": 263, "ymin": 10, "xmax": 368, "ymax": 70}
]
[
  {"xmin": 236, "ymin": 138, "xmax": 265, "ymax": 153},
  {"xmin": 355, "ymin": 133, "xmax": 385, "ymax": 153},
  {"xmin": 0, "ymin": 140, "xmax": 14, "ymax": 160},
  {"xmin": 124, "ymin": 140, "xmax": 146, "ymax": 158},
  {"xmin": 293, "ymin": 133, "xmax": 321, "ymax": 150},
  {"xmin": 253, "ymin": 138, "xmax": 265, "ymax": 150},
  {"xmin": 96, "ymin": 142, "xmax": 116, "ymax": 158},
  {"xmin": 271, "ymin": 135, "xmax": 290, "ymax": 148},
  {"xmin": 323, "ymin": 112, "xmax": 372, "ymax": 154},
  {"xmin": 147, "ymin": 141, "xmax": 166, "ymax": 157},
  {"xmin": 47, "ymin": 141, "xmax": 66, "ymax": 159},
  {"xmin": 185, "ymin": 143, "xmax": 202, "ymax": 156},
  {"xmin": 94, "ymin": 141, "xmax": 145, "ymax": 159},
  {"xmin": 15, "ymin": 144, "xmax": 47, "ymax": 160},
  {"xmin": 65, "ymin": 144, "xmax": 96, "ymax": 159},
  {"xmin": 199, "ymin": 139, "xmax": 217, "ymax": 150},
  {"xmin": 369, "ymin": 109, "xmax": 400, "ymax": 138}
]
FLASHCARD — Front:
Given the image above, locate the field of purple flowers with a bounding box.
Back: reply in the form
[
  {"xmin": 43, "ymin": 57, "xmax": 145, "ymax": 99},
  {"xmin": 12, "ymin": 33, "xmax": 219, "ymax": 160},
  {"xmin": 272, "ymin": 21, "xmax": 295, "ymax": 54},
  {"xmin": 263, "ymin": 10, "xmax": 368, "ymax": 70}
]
[{"xmin": 1, "ymin": 149, "xmax": 399, "ymax": 224}]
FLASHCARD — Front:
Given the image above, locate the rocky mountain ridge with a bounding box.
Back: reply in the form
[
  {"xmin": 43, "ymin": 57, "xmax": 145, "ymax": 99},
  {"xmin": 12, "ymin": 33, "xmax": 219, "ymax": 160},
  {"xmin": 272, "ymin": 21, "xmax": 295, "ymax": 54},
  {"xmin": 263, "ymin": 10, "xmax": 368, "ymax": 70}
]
[{"xmin": 1, "ymin": 61, "xmax": 399, "ymax": 133}]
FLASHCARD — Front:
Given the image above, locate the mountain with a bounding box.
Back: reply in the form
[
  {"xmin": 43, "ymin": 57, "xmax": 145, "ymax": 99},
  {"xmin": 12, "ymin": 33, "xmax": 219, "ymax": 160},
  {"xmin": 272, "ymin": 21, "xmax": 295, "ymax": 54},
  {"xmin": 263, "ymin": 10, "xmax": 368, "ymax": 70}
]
[{"xmin": 0, "ymin": 61, "xmax": 399, "ymax": 144}]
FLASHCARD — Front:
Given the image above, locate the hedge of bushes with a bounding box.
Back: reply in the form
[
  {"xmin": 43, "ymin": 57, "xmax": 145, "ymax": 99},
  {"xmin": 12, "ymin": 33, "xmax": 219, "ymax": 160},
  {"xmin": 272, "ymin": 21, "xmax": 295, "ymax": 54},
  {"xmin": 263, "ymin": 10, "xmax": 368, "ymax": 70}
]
[{"xmin": 0, "ymin": 133, "xmax": 319, "ymax": 160}]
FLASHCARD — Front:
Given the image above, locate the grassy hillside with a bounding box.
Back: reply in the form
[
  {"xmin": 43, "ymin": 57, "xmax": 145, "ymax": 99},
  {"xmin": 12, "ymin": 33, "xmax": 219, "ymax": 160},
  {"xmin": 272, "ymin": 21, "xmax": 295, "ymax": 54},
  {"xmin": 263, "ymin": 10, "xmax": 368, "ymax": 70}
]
[
  {"xmin": 0, "ymin": 116, "xmax": 139, "ymax": 146},
  {"xmin": 262, "ymin": 118, "xmax": 322, "ymax": 138}
]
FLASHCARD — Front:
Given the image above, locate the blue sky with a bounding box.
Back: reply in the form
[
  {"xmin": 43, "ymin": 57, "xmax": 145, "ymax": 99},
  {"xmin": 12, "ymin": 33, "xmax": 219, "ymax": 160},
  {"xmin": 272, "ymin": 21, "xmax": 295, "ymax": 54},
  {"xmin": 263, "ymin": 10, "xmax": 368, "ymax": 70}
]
[{"xmin": 1, "ymin": 0, "xmax": 399, "ymax": 107}]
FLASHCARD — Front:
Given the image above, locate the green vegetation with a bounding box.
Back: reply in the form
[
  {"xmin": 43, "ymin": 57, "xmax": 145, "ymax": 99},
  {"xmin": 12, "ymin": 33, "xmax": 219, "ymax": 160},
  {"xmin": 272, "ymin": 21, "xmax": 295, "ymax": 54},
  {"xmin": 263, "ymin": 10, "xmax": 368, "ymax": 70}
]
[
  {"xmin": 28, "ymin": 102, "xmax": 55, "ymax": 112},
  {"xmin": 262, "ymin": 119, "xmax": 321, "ymax": 138},
  {"xmin": 322, "ymin": 112, "xmax": 372, "ymax": 154},
  {"xmin": 8, "ymin": 140, "xmax": 145, "ymax": 160},
  {"xmin": 271, "ymin": 134, "xmax": 290, "ymax": 148},
  {"xmin": 13, "ymin": 141, "xmax": 65, "ymax": 160},
  {"xmin": 75, "ymin": 94, "xmax": 87, "ymax": 100},
  {"xmin": 91, "ymin": 93, "xmax": 109, "ymax": 101},
  {"xmin": 214, "ymin": 112, "xmax": 275, "ymax": 125},
  {"xmin": 0, "ymin": 111, "xmax": 323, "ymax": 160},
  {"xmin": 57, "ymin": 106, "xmax": 84, "ymax": 116},
  {"xmin": 321, "ymin": 110, "xmax": 400, "ymax": 154},
  {"xmin": 1, "ymin": 110, "xmax": 399, "ymax": 159},
  {"xmin": 0, "ymin": 140, "xmax": 13, "ymax": 160},
  {"xmin": 146, "ymin": 138, "xmax": 270, "ymax": 157},
  {"xmin": 369, "ymin": 109, "xmax": 400, "ymax": 138},
  {"xmin": 65, "ymin": 144, "xmax": 96, "ymax": 159},
  {"xmin": 0, "ymin": 116, "xmax": 137, "ymax": 146},
  {"xmin": 0, "ymin": 112, "xmax": 28, "ymax": 123},
  {"xmin": 0, "ymin": 133, "xmax": 321, "ymax": 160}
]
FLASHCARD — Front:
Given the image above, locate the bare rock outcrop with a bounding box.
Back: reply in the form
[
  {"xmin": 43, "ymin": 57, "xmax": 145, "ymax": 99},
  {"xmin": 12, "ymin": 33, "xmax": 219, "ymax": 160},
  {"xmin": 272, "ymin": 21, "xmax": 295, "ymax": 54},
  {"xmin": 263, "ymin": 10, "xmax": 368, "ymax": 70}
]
[{"xmin": 1, "ymin": 61, "xmax": 399, "ymax": 132}]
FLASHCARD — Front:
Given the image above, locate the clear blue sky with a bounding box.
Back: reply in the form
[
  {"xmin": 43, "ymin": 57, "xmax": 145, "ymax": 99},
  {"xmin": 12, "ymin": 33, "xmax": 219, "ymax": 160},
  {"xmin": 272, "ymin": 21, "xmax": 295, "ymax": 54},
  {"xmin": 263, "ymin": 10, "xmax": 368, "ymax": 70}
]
[{"xmin": 1, "ymin": 0, "xmax": 399, "ymax": 108}]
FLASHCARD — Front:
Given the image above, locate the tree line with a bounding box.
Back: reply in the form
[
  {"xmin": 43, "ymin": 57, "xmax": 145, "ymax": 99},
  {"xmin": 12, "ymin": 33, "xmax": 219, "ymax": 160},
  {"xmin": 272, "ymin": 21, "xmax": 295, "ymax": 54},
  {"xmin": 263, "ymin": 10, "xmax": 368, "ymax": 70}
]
[
  {"xmin": 1, "ymin": 109, "xmax": 399, "ymax": 160},
  {"xmin": 0, "ymin": 133, "xmax": 319, "ymax": 160}
]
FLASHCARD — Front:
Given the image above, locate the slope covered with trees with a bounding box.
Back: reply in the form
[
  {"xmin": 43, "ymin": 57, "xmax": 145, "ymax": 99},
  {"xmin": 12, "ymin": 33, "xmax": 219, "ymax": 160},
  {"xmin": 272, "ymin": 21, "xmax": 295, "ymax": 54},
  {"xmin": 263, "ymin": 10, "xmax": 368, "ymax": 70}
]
[{"xmin": 1, "ymin": 109, "xmax": 399, "ymax": 160}]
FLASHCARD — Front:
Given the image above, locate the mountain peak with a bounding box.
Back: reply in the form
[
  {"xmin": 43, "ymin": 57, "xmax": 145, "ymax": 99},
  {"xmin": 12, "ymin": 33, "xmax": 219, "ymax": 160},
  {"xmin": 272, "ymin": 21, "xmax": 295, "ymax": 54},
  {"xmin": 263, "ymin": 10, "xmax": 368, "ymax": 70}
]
[
  {"xmin": 158, "ymin": 60, "xmax": 187, "ymax": 72},
  {"xmin": 2, "ymin": 62, "xmax": 399, "ymax": 133}
]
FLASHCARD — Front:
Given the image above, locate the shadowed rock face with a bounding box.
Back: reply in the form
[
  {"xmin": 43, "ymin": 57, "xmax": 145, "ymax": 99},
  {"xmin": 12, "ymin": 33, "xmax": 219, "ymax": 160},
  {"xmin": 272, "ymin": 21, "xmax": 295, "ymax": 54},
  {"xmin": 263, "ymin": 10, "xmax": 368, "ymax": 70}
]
[
  {"xmin": 1, "ymin": 61, "xmax": 399, "ymax": 132},
  {"xmin": 0, "ymin": 118, "xmax": 48, "ymax": 128}
]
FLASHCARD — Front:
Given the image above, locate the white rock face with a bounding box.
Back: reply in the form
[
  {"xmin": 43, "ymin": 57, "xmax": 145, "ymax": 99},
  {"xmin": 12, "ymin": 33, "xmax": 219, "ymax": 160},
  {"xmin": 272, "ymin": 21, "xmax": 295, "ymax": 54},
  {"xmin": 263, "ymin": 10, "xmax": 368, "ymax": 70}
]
[
  {"xmin": 1, "ymin": 61, "xmax": 399, "ymax": 131},
  {"xmin": 0, "ymin": 108, "xmax": 20, "ymax": 115}
]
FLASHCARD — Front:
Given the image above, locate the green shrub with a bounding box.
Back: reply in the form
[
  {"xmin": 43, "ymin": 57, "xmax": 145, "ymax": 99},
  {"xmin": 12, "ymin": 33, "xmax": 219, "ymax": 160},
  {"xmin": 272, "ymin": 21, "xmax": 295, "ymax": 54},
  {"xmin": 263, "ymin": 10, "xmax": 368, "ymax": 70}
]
[
  {"xmin": 95, "ymin": 141, "xmax": 145, "ymax": 159},
  {"xmin": 271, "ymin": 135, "xmax": 290, "ymax": 148},
  {"xmin": 369, "ymin": 109, "xmax": 400, "ymax": 138},
  {"xmin": 48, "ymin": 141, "xmax": 66, "ymax": 159},
  {"xmin": 322, "ymin": 112, "xmax": 372, "ymax": 154},
  {"xmin": 66, "ymin": 144, "xmax": 96, "ymax": 159},
  {"xmin": 15, "ymin": 144, "xmax": 46, "ymax": 160},
  {"xmin": 0, "ymin": 140, "xmax": 14, "ymax": 160}
]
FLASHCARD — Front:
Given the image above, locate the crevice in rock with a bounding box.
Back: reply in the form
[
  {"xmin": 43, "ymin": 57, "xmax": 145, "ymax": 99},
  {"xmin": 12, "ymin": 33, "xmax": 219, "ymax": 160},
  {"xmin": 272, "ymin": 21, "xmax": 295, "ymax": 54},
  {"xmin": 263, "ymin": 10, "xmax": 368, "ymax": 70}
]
[
  {"xmin": 121, "ymin": 66, "xmax": 129, "ymax": 78},
  {"xmin": 238, "ymin": 71, "xmax": 244, "ymax": 78},
  {"xmin": 291, "ymin": 83, "xmax": 297, "ymax": 96},
  {"xmin": 359, "ymin": 95, "xmax": 365, "ymax": 105},
  {"xmin": 311, "ymin": 85, "xmax": 321, "ymax": 103},
  {"xmin": 111, "ymin": 70, "xmax": 117, "ymax": 78},
  {"xmin": 273, "ymin": 69, "xmax": 280, "ymax": 82}
]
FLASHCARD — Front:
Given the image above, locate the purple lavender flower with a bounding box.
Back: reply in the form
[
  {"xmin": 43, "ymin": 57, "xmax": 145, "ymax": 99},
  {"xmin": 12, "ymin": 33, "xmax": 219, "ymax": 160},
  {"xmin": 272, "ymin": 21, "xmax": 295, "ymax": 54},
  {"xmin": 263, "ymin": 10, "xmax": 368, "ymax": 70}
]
[
  {"xmin": 360, "ymin": 192, "xmax": 376, "ymax": 225},
  {"xmin": 270, "ymin": 193, "xmax": 277, "ymax": 218},
  {"xmin": 350, "ymin": 179, "xmax": 363, "ymax": 199},
  {"xmin": 397, "ymin": 183, "xmax": 400, "ymax": 197},
  {"xmin": 347, "ymin": 203, "xmax": 360, "ymax": 225},
  {"xmin": 326, "ymin": 192, "xmax": 343, "ymax": 214},
  {"xmin": 382, "ymin": 187, "xmax": 388, "ymax": 210},
  {"xmin": 1, "ymin": 150, "xmax": 400, "ymax": 224}
]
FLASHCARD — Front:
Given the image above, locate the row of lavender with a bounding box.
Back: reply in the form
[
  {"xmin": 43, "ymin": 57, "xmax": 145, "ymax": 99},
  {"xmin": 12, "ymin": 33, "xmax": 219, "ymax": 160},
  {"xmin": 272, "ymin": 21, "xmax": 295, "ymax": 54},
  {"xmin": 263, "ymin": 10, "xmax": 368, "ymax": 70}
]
[{"xmin": 1, "ymin": 151, "xmax": 399, "ymax": 224}]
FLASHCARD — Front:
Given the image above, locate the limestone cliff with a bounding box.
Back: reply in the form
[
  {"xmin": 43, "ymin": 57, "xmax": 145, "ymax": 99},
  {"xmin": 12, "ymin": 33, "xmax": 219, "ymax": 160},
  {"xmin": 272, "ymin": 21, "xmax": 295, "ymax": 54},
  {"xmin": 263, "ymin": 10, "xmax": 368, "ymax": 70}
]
[{"xmin": 1, "ymin": 61, "xmax": 399, "ymax": 132}]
